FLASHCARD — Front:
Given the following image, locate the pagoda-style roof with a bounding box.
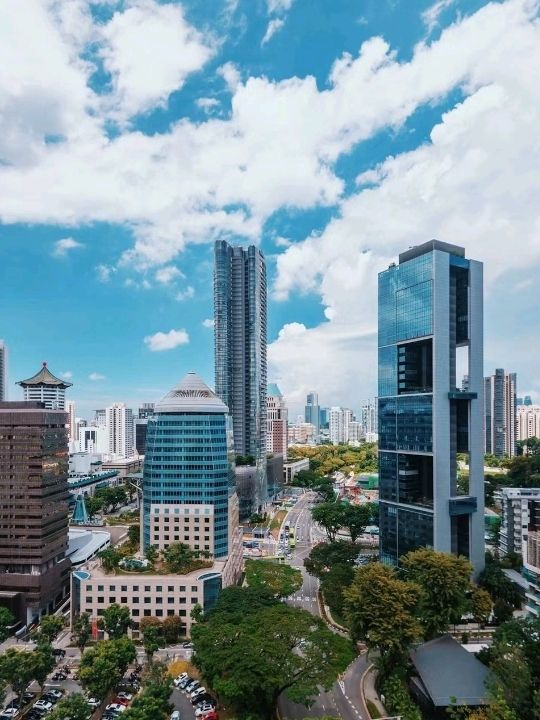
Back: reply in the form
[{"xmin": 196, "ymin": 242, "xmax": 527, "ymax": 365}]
[
  {"xmin": 156, "ymin": 371, "xmax": 228, "ymax": 414},
  {"xmin": 17, "ymin": 362, "xmax": 73, "ymax": 388}
]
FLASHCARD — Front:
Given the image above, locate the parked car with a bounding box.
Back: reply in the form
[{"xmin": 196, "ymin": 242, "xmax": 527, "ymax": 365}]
[
  {"xmin": 44, "ymin": 690, "xmax": 63, "ymax": 700},
  {"xmin": 200, "ymin": 712, "xmax": 218, "ymax": 720},
  {"xmin": 182, "ymin": 641, "xmax": 192, "ymax": 648},
  {"xmin": 0, "ymin": 712, "xmax": 19, "ymax": 720},
  {"xmin": 25, "ymin": 712, "xmax": 42, "ymax": 720},
  {"xmin": 195, "ymin": 704, "xmax": 215, "ymax": 717},
  {"xmin": 86, "ymin": 699, "xmax": 100, "ymax": 710},
  {"xmin": 41, "ymin": 696, "xmax": 58, "ymax": 705},
  {"xmin": 184, "ymin": 681, "xmax": 199, "ymax": 693},
  {"xmin": 105, "ymin": 704, "xmax": 126, "ymax": 715},
  {"xmin": 115, "ymin": 693, "xmax": 133, "ymax": 703},
  {"xmin": 178, "ymin": 677, "xmax": 191, "ymax": 690},
  {"xmin": 22, "ymin": 693, "xmax": 36, "ymax": 704},
  {"xmin": 194, "ymin": 695, "xmax": 214, "ymax": 707},
  {"xmin": 190, "ymin": 688, "xmax": 207, "ymax": 702},
  {"xmin": 51, "ymin": 672, "xmax": 67, "ymax": 682},
  {"xmin": 170, "ymin": 712, "xmax": 181, "ymax": 720},
  {"xmin": 33, "ymin": 701, "xmax": 53, "ymax": 713},
  {"xmin": 173, "ymin": 673, "xmax": 188, "ymax": 687},
  {"xmin": 112, "ymin": 698, "xmax": 130, "ymax": 707},
  {"xmin": 52, "ymin": 649, "xmax": 66, "ymax": 658}
]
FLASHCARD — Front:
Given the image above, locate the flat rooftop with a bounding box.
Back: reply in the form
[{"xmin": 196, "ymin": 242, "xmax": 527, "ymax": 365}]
[{"xmin": 399, "ymin": 239, "xmax": 465, "ymax": 264}]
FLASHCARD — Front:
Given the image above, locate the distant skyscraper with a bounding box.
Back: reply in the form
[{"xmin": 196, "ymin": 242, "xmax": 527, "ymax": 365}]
[
  {"xmin": 0, "ymin": 401, "xmax": 70, "ymax": 623},
  {"xmin": 17, "ymin": 362, "xmax": 72, "ymax": 409},
  {"xmin": 266, "ymin": 383, "xmax": 288, "ymax": 460},
  {"xmin": 319, "ymin": 407, "xmax": 329, "ymax": 429},
  {"xmin": 361, "ymin": 399, "xmax": 378, "ymax": 437},
  {"xmin": 524, "ymin": 395, "xmax": 533, "ymax": 406},
  {"xmin": 517, "ymin": 405, "xmax": 540, "ymax": 442},
  {"xmin": 105, "ymin": 403, "xmax": 134, "ymax": 459},
  {"xmin": 329, "ymin": 407, "xmax": 354, "ymax": 443},
  {"xmin": 484, "ymin": 369, "xmax": 517, "ymax": 457},
  {"xmin": 94, "ymin": 409, "xmax": 106, "ymax": 426},
  {"xmin": 138, "ymin": 403, "xmax": 155, "ymax": 419},
  {"xmin": 304, "ymin": 391, "xmax": 320, "ymax": 436},
  {"xmin": 214, "ymin": 240, "xmax": 267, "ymax": 513},
  {"xmin": 378, "ymin": 240, "xmax": 484, "ymax": 574},
  {"xmin": 0, "ymin": 340, "xmax": 7, "ymax": 401},
  {"xmin": 143, "ymin": 372, "xmax": 238, "ymax": 558},
  {"xmin": 66, "ymin": 401, "xmax": 77, "ymax": 442}
]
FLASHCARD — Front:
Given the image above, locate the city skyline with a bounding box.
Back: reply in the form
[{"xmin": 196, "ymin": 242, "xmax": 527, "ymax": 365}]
[{"xmin": 1, "ymin": 0, "xmax": 539, "ymax": 419}]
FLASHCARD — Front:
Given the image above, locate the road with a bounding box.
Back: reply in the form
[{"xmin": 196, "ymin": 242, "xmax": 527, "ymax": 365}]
[{"xmin": 277, "ymin": 493, "xmax": 370, "ymax": 720}]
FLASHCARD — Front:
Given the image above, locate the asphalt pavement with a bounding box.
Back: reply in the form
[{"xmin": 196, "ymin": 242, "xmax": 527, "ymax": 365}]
[{"xmin": 277, "ymin": 493, "xmax": 370, "ymax": 720}]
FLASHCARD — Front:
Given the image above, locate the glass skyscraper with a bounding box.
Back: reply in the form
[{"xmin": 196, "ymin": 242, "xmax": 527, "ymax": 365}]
[
  {"xmin": 142, "ymin": 372, "xmax": 238, "ymax": 559},
  {"xmin": 378, "ymin": 240, "xmax": 485, "ymax": 574},
  {"xmin": 214, "ymin": 240, "xmax": 267, "ymax": 515},
  {"xmin": 304, "ymin": 391, "xmax": 320, "ymax": 436}
]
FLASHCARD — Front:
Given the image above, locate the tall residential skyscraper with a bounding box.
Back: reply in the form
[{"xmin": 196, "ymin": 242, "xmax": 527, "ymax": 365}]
[
  {"xmin": 484, "ymin": 369, "xmax": 517, "ymax": 457},
  {"xmin": 142, "ymin": 372, "xmax": 238, "ymax": 558},
  {"xmin": 266, "ymin": 383, "xmax": 288, "ymax": 460},
  {"xmin": 214, "ymin": 240, "xmax": 267, "ymax": 513},
  {"xmin": 304, "ymin": 391, "xmax": 320, "ymax": 436},
  {"xmin": 0, "ymin": 340, "xmax": 7, "ymax": 401},
  {"xmin": 66, "ymin": 401, "xmax": 77, "ymax": 443},
  {"xmin": 517, "ymin": 405, "xmax": 540, "ymax": 442},
  {"xmin": 378, "ymin": 240, "xmax": 484, "ymax": 574},
  {"xmin": 17, "ymin": 362, "xmax": 72, "ymax": 409},
  {"xmin": 361, "ymin": 399, "xmax": 378, "ymax": 440},
  {"xmin": 329, "ymin": 407, "xmax": 354, "ymax": 443},
  {"xmin": 138, "ymin": 403, "xmax": 155, "ymax": 419},
  {"xmin": 105, "ymin": 403, "xmax": 134, "ymax": 459},
  {"xmin": 0, "ymin": 401, "xmax": 71, "ymax": 623}
]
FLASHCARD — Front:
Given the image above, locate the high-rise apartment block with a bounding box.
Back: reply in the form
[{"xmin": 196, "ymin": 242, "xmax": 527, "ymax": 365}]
[
  {"xmin": 105, "ymin": 403, "xmax": 134, "ymax": 459},
  {"xmin": 214, "ymin": 240, "xmax": 267, "ymax": 513},
  {"xmin": 266, "ymin": 383, "xmax": 288, "ymax": 460},
  {"xmin": 378, "ymin": 240, "xmax": 484, "ymax": 574},
  {"xmin": 517, "ymin": 405, "xmax": 540, "ymax": 442},
  {"xmin": 17, "ymin": 362, "xmax": 72, "ymax": 410},
  {"xmin": 361, "ymin": 399, "xmax": 378, "ymax": 441},
  {"xmin": 0, "ymin": 402, "xmax": 71, "ymax": 623},
  {"xmin": 499, "ymin": 487, "xmax": 540, "ymax": 557},
  {"xmin": 524, "ymin": 499, "xmax": 540, "ymax": 617},
  {"xmin": 0, "ymin": 340, "xmax": 7, "ymax": 401},
  {"xmin": 329, "ymin": 407, "xmax": 354, "ymax": 444},
  {"xmin": 304, "ymin": 391, "xmax": 320, "ymax": 437},
  {"xmin": 138, "ymin": 403, "xmax": 155, "ymax": 419},
  {"xmin": 66, "ymin": 400, "xmax": 77, "ymax": 443},
  {"xmin": 484, "ymin": 368, "xmax": 517, "ymax": 457}
]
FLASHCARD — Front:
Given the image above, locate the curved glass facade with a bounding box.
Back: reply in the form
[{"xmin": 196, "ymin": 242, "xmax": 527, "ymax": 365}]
[{"xmin": 143, "ymin": 413, "xmax": 235, "ymax": 558}]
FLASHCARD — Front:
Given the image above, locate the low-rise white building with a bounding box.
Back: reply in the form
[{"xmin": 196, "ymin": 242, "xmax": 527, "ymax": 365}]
[{"xmin": 283, "ymin": 457, "xmax": 310, "ymax": 483}]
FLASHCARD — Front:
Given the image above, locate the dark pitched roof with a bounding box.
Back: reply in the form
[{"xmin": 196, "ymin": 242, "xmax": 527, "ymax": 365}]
[
  {"xmin": 17, "ymin": 362, "xmax": 73, "ymax": 388},
  {"xmin": 409, "ymin": 634, "xmax": 490, "ymax": 707}
]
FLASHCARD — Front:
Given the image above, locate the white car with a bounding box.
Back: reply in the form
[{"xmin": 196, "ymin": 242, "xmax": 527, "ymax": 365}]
[
  {"xmin": 33, "ymin": 702, "xmax": 53, "ymax": 713},
  {"xmin": 171, "ymin": 712, "xmax": 181, "ymax": 720},
  {"xmin": 1, "ymin": 711, "xmax": 19, "ymax": 719},
  {"xmin": 105, "ymin": 705, "xmax": 126, "ymax": 714},
  {"xmin": 195, "ymin": 704, "xmax": 215, "ymax": 717},
  {"xmin": 173, "ymin": 673, "xmax": 189, "ymax": 687},
  {"xmin": 86, "ymin": 699, "xmax": 100, "ymax": 709},
  {"xmin": 190, "ymin": 687, "xmax": 206, "ymax": 700}
]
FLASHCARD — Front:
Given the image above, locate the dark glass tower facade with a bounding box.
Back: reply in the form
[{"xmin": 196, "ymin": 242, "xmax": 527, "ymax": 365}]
[
  {"xmin": 142, "ymin": 372, "xmax": 237, "ymax": 559},
  {"xmin": 304, "ymin": 391, "xmax": 320, "ymax": 436},
  {"xmin": 214, "ymin": 240, "xmax": 267, "ymax": 515},
  {"xmin": 0, "ymin": 402, "xmax": 71, "ymax": 623},
  {"xmin": 378, "ymin": 240, "xmax": 485, "ymax": 574}
]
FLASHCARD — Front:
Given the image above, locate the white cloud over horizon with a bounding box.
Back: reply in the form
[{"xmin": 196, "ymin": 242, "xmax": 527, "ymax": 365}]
[
  {"xmin": 144, "ymin": 328, "xmax": 190, "ymax": 351},
  {"xmin": 53, "ymin": 236, "xmax": 84, "ymax": 257},
  {"xmin": 89, "ymin": 372, "xmax": 106, "ymax": 381}
]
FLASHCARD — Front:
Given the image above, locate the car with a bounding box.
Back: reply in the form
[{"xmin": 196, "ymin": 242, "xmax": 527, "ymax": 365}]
[
  {"xmin": 86, "ymin": 699, "xmax": 100, "ymax": 709},
  {"xmin": 22, "ymin": 693, "xmax": 36, "ymax": 704},
  {"xmin": 194, "ymin": 695, "xmax": 214, "ymax": 707},
  {"xmin": 195, "ymin": 704, "xmax": 215, "ymax": 717},
  {"xmin": 178, "ymin": 676, "xmax": 191, "ymax": 688},
  {"xmin": 26, "ymin": 712, "xmax": 42, "ymax": 720},
  {"xmin": 190, "ymin": 688, "xmax": 206, "ymax": 702},
  {"xmin": 185, "ymin": 681, "xmax": 199, "ymax": 693},
  {"xmin": 51, "ymin": 673, "xmax": 67, "ymax": 682},
  {"xmin": 170, "ymin": 712, "xmax": 181, "ymax": 720},
  {"xmin": 0, "ymin": 712, "xmax": 18, "ymax": 720},
  {"xmin": 40, "ymin": 696, "xmax": 58, "ymax": 705},
  {"xmin": 52, "ymin": 649, "xmax": 66, "ymax": 657},
  {"xmin": 115, "ymin": 693, "xmax": 133, "ymax": 703},
  {"xmin": 33, "ymin": 702, "xmax": 53, "ymax": 713},
  {"xmin": 45, "ymin": 690, "xmax": 63, "ymax": 701},
  {"xmin": 182, "ymin": 641, "xmax": 192, "ymax": 648},
  {"xmin": 112, "ymin": 698, "xmax": 130, "ymax": 707},
  {"xmin": 173, "ymin": 673, "xmax": 188, "ymax": 687},
  {"xmin": 105, "ymin": 705, "xmax": 126, "ymax": 714},
  {"xmin": 102, "ymin": 714, "xmax": 118, "ymax": 720},
  {"xmin": 200, "ymin": 712, "xmax": 218, "ymax": 720}
]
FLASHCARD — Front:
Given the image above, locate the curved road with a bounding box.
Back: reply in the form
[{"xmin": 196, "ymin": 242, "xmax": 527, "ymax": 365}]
[{"xmin": 277, "ymin": 493, "xmax": 370, "ymax": 720}]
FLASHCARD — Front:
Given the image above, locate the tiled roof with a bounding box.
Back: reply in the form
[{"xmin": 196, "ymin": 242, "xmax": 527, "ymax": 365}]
[{"xmin": 17, "ymin": 362, "xmax": 73, "ymax": 388}]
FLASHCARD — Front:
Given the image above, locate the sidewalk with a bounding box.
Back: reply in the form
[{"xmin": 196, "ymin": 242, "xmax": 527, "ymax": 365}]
[{"xmin": 362, "ymin": 663, "xmax": 387, "ymax": 719}]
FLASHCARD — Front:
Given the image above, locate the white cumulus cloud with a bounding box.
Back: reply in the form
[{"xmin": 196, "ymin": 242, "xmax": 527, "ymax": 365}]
[
  {"xmin": 89, "ymin": 372, "xmax": 106, "ymax": 381},
  {"xmin": 202, "ymin": 318, "xmax": 215, "ymax": 328},
  {"xmin": 262, "ymin": 18, "xmax": 285, "ymax": 45},
  {"xmin": 53, "ymin": 237, "xmax": 84, "ymax": 257},
  {"xmin": 154, "ymin": 265, "xmax": 183, "ymax": 284},
  {"xmin": 144, "ymin": 328, "xmax": 190, "ymax": 351}
]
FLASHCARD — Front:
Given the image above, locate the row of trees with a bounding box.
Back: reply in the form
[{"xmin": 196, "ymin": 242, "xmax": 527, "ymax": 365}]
[
  {"xmin": 311, "ymin": 501, "xmax": 376, "ymax": 542},
  {"xmin": 86, "ymin": 485, "xmax": 131, "ymax": 518},
  {"xmin": 191, "ymin": 585, "xmax": 354, "ymax": 720},
  {"xmin": 288, "ymin": 443, "xmax": 378, "ymax": 477}
]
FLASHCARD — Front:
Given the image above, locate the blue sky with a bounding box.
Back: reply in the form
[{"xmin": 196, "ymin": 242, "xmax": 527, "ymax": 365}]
[{"xmin": 1, "ymin": 0, "xmax": 539, "ymax": 418}]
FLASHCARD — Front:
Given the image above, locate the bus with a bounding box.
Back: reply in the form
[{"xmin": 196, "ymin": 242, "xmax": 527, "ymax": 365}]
[{"xmin": 288, "ymin": 528, "xmax": 296, "ymax": 548}]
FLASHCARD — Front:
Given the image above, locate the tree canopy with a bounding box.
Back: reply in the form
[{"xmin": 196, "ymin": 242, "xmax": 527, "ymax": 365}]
[
  {"xmin": 0, "ymin": 643, "xmax": 55, "ymax": 697},
  {"xmin": 79, "ymin": 637, "xmax": 136, "ymax": 699},
  {"xmin": 48, "ymin": 694, "xmax": 91, "ymax": 720},
  {"xmin": 311, "ymin": 501, "xmax": 375, "ymax": 543},
  {"xmin": 304, "ymin": 541, "xmax": 359, "ymax": 578},
  {"xmin": 97, "ymin": 603, "xmax": 132, "ymax": 638},
  {"xmin": 37, "ymin": 614, "xmax": 64, "ymax": 643},
  {"xmin": 245, "ymin": 559, "xmax": 302, "ymax": 598},
  {"xmin": 192, "ymin": 589, "xmax": 354, "ymax": 719},
  {"xmin": 72, "ymin": 612, "xmax": 91, "ymax": 654},
  {"xmin": 0, "ymin": 607, "xmax": 14, "ymax": 642}
]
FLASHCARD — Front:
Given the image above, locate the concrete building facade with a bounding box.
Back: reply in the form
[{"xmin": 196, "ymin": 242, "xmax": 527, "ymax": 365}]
[
  {"xmin": 106, "ymin": 403, "xmax": 134, "ymax": 459},
  {"xmin": 484, "ymin": 369, "xmax": 517, "ymax": 457},
  {"xmin": 517, "ymin": 405, "xmax": 540, "ymax": 442},
  {"xmin": 499, "ymin": 487, "xmax": 540, "ymax": 557},
  {"xmin": 17, "ymin": 362, "xmax": 72, "ymax": 410},
  {"xmin": 0, "ymin": 402, "xmax": 71, "ymax": 624},
  {"xmin": 266, "ymin": 383, "xmax": 288, "ymax": 460},
  {"xmin": 378, "ymin": 240, "xmax": 485, "ymax": 574},
  {"xmin": 0, "ymin": 340, "xmax": 7, "ymax": 401}
]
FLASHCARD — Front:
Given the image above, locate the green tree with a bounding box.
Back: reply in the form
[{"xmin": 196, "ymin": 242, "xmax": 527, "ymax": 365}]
[
  {"xmin": 79, "ymin": 637, "xmax": 136, "ymax": 699},
  {"xmin": 400, "ymin": 548, "xmax": 472, "ymax": 639},
  {"xmin": 98, "ymin": 547, "xmax": 121, "ymax": 572},
  {"xmin": 48, "ymin": 694, "xmax": 91, "ymax": 720},
  {"xmin": 193, "ymin": 601, "xmax": 354, "ymax": 719},
  {"xmin": 341, "ymin": 503, "xmax": 373, "ymax": 543},
  {"xmin": 144, "ymin": 544, "xmax": 158, "ymax": 563},
  {"xmin": 344, "ymin": 563, "xmax": 421, "ymax": 676},
  {"xmin": 128, "ymin": 524, "xmax": 140, "ymax": 546},
  {"xmin": 479, "ymin": 557, "xmax": 522, "ymax": 608},
  {"xmin": 85, "ymin": 495, "xmax": 104, "ymax": 518},
  {"xmin": 162, "ymin": 542, "xmax": 194, "ymax": 572},
  {"xmin": 245, "ymin": 559, "xmax": 302, "ymax": 598},
  {"xmin": 97, "ymin": 603, "xmax": 132, "ymax": 638},
  {"xmin": 96, "ymin": 485, "xmax": 128, "ymax": 512},
  {"xmin": 0, "ymin": 606, "xmax": 14, "ymax": 642},
  {"xmin": 38, "ymin": 614, "xmax": 64, "ymax": 643},
  {"xmin": 320, "ymin": 563, "xmax": 355, "ymax": 619},
  {"xmin": 471, "ymin": 588, "xmax": 493, "ymax": 625},
  {"xmin": 162, "ymin": 615, "xmax": 184, "ymax": 644},
  {"xmin": 140, "ymin": 618, "xmax": 162, "ymax": 663},
  {"xmin": 72, "ymin": 612, "xmax": 92, "ymax": 655},
  {"xmin": 0, "ymin": 644, "xmax": 55, "ymax": 698},
  {"xmin": 311, "ymin": 502, "xmax": 344, "ymax": 542},
  {"xmin": 492, "ymin": 598, "xmax": 514, "ymax": 625},
  {"xmin": 205, "ymin": 585, "xmax": 277, "ymax": 624},
  {"xmin": 304, "ymin": 541, "xmax": 359, "ymax": 578}
]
